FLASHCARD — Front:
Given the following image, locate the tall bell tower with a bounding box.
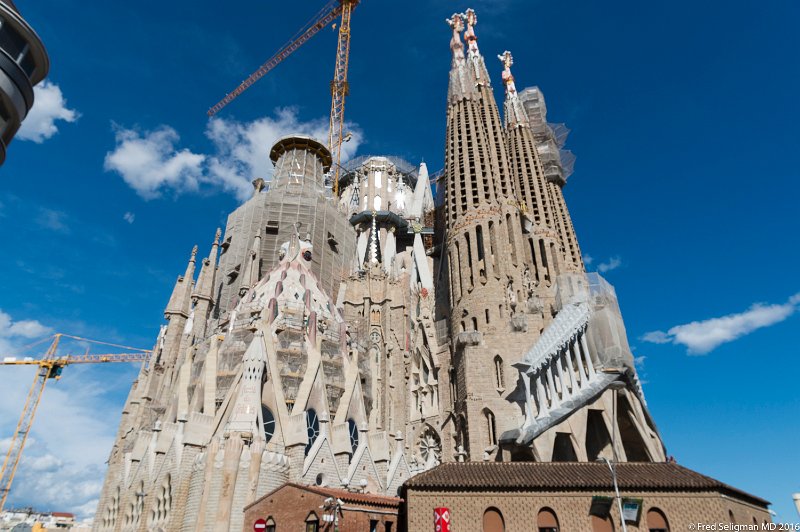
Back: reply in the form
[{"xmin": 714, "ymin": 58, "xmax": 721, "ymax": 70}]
[{"xmin": 443, "ymin": 10, "xmax": 542, "ymax": 459}]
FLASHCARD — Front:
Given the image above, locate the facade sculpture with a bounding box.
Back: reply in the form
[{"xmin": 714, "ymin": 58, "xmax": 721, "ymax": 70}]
[{"xmin": 94, "ymin": 9, "xmax": 667, "ymax": 531}]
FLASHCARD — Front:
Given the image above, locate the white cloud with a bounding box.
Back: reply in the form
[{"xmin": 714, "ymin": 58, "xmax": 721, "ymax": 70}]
[
  {"xmin": 641, "ymin": 292, "xmax": 800, "ymax": 354},
  {"xmin": 104, "ymin": 126, "xmax": 206, "ymax": 200},
  {"xmin": 633, "ymin": 355, "xmax": 646, "ymax": 368},
  {"xmin": 17, "ymin": 80, "xmax": 79, "ymax": 143},
  {"xmin": 583, "ymin": 254, "xmax": 594, "ymax": 266},
  {"xmin": 105, "ymin": 108, "xmax": 362, "ymax": 202},
  {"xmin": 0, "ymin": 310, "xmax": 137, "ymax": 519},
  {"xmin": 123, "ymin": 212, "xmax": 136, "ymax": 224},
  {"xmin": 597, "ymin": 256, "xmax": 622, "ymax": 273},
  {"xmin": 0, "ymin": 309, "xmax": 53, "ymax": 354},
  {"xmin": 36, "ymin": 207, "xmax": 71, "ymax": 234}
]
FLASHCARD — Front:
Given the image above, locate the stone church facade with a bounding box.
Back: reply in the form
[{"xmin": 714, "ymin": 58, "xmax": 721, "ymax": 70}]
[{"xmin": 94, "ymin": 9, "xmax": 667, "ymax": 531}]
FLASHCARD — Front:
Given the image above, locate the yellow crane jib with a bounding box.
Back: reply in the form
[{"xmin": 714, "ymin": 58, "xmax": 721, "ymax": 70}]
[
  {"xmin": 207, "ymin": 0, "xmax": 361, "ymax": 197},
  {"xmin": 0, "ymin": 333, "xmax": 151, "ymax": 511}
]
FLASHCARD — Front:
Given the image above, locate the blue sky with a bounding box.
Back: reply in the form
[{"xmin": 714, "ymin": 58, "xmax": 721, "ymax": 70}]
[{"xmin": 1, "ymin": 0, "xmax": 798, "ymax": 521}]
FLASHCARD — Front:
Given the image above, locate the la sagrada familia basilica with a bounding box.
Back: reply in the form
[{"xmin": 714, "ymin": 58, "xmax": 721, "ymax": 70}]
[{"xmin": 95, "ymin": 9, "xmax": 667, "ymax": 531}]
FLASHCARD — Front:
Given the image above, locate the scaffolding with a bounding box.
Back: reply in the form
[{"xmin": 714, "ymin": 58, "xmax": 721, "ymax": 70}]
[{"xmin": 518, "ymin": 86, "xmax": 576, "ymax": 185}]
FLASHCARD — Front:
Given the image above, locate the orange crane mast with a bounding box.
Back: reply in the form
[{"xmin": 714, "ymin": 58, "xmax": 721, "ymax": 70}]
[
  {"xmin": 0, "ymin": 333, "xmax": 151, "ymax": 511},
  {"xmin": 207, "ymin": 0, "xmax": 360, "ymax": 196}
]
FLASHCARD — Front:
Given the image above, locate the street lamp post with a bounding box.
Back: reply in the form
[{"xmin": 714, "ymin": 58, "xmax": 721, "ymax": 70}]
[
  {"xmin": 598, "ymin": 456, "xmax": 628, "ymax": 532},
  {"xmin": 599, "ymin": 378, "xmax": 628, "ymax": 532}
]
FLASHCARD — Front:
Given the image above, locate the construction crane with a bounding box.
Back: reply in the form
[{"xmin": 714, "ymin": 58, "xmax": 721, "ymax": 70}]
[
  {"xmin": 0, "ymin": 333, "xmax": 151, "ymax": 511},
  {"xmin": 207, "ymin": 0, "xmax": 360, "ymax": 197}
]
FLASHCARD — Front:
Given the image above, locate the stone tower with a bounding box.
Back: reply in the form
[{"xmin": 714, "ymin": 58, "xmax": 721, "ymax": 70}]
[
  {"xmin": 442, "ymin": 9, "xmax": 542, "ymax": 460},
  {"xmin": 440, "ymin": 11, "xmax": 666, "ymax": 464}
]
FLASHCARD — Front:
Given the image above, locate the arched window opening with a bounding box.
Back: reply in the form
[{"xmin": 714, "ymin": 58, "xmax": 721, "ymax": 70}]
[
  {"xmin": 455, "ymin": 241, "xmax": 464, "ymax": 298},
  {"xmin": 485, "ymin": 409, "xmax": 497, "ymax": 446},
  {"xmin": 549, "ymin": 241, "xmax": 561, "ymax": 275},
  {"xmin": 476, "ymin": 225, "xmax": 485, "ymax": 261},
  {"xmin": 506, "ymin": 214, "xmax": 517, "ymax": 263},
  {"xmin": 374, "ymin": 194, "xmax": 382, "ymax": 210},
  {"xmin": 647, "ymin": 508, "xmax": 669, "ymax": 532},
  {"xmin": 465, "ymin": 233, "xmax": 474, "ymax": 287},
  {"xmin": 728, "ymin": 510, "xmax": 736, "ymax": 524},
  {"xmin": 488, "ymin": 221, "xmax": 499, "ymax": 275},
  {"xmin": 539, "ymin": 239, "xmax": 550, "ymax": 281},
  {"xmin": 305, "ymin": 511, "xmax": 320, "ymax": 532},
  {"xmin": 305, "ymin": 409, "xmax": 320, "ymax": 455},
  {"xmin": 472, "ymin": 317, "xmax": 478, "ymax": 332},
  {"xmin": 265, "ymin": 517, "xmax": 276, "ymax": 532},
  {"xmin": 483, "ymin": 507, "xmax": 505, "ymax": 532},
  {"xmin": 537, "ymin": 507, "xmax": 559, "ymax": 532},
  {"xmin": 347, "ymin": 418, "xmax": 359, "ymax": 452},
  {"xmin": 494, "ymin": 355, "xmax": 504, "ymax": 389},
  {"xmin": 262, "ymin": 405, "xmax": 275, "ymax": 444},
  {"xmin": 449, "ymin": 367, "xmax": 458, "ymax": 405}
]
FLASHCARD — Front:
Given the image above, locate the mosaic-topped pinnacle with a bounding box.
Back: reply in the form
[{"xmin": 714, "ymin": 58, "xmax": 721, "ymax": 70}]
[
  {"xmin": 464, "ymin": 8, "xmax": 479, "ymax": 56},
  {"xmin": 446, "ymin": 13, "xmax": 465, "ymax": 65},
  {"xmin": 498, "ymin": 51, "xmax": 517, "ymax": 96}
]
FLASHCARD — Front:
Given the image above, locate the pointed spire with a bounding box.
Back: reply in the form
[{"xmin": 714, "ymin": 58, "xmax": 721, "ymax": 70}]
[
  {"xmin": 499, "ymin": 50, "xmax": 528, "ymax": 128},
  {"xmin": 446, "ymin": 12, "xmax": 465, "ymax": 67},
  {"xmin": 410, "ymin": 162, "xmax": 435, "ymax": 219},
  {"xmin": 193, "ymin": 228, "xmax": 221, "ymax": 304},
  {"xmin": 463, "ymin": 8, "xmax": 491, "ymax": 85},
  {"xmin": 164, "ymin": 245, "xmax": 197, "ymax": 319},
  {"xmin": 464, "ymin": 9, "xmax": 480, "ymax": 58},
  {"xmin": 446, "ymin": 12, "xmax": 471, "ymax": 102}
]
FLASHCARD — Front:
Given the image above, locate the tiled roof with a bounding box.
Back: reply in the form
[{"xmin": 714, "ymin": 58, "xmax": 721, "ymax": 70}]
[
  {"xmin": 248, "ymin": 482, "xmax": 402, "ymax": 510},
  {"xmin": 403, "ymin": 462, "xmax": 769, "ymax": 507}
]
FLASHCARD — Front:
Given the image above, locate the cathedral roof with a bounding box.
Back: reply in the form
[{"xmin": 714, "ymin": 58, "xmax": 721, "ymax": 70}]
[
  {"xmin": 245, "ymin": 482, "xmax": 403, "ymax": 510},
  {"xmin": 403, "ymin": 462, "xmax": 769, "ymax": 507}
]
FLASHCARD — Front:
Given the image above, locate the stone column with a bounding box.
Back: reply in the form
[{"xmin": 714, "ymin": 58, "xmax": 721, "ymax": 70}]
[
  {"xmin": 214, "ymin": 436, "xmax": 244, "ymax": 531},
  {"xmin": 580, "ymin": 333, "xmax": 595, "ymax": 377}
]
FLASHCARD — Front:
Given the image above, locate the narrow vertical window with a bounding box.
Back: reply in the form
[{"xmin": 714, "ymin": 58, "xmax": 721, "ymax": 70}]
[
  {"xmin": 476, "ymin": 225, "xmax": 485, "ymax": 261},
  {"xmin": 506, "ymin": 214, "xmax": 517, "ymax": 263},
  {"xmin": 494, "ymin": 355, "xmax": 504, "ymax": 389},
  {"xmin": 485, "ymin": 410, "xmax": 497, "ymax": 446}
]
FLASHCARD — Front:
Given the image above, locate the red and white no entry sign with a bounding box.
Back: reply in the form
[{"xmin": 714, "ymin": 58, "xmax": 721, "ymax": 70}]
[{"xmin": 253, "ymin": 518, "xmax": 267, "ymax": 531}]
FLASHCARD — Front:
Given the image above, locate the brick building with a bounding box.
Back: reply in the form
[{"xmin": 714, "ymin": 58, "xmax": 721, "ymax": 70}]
[
  {"xmin": 402, "ymin": 462, "xmax": 771, "ymax": 531},
  {"xmin": 243, "ymin": 483, "xmax": 401, "ymax": 532}
]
